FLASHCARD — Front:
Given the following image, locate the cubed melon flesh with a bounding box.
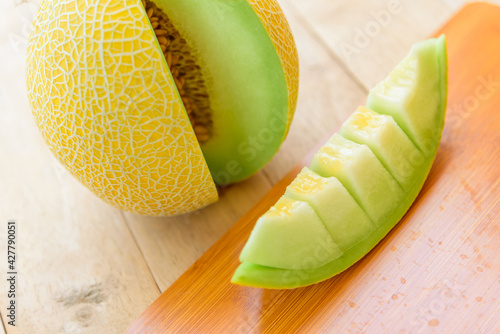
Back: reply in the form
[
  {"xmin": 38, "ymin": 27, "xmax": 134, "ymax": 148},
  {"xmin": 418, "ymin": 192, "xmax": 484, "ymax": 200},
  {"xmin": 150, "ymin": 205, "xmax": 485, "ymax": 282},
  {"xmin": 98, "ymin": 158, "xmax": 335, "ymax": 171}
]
[
  {"xmin": 239, "ymin": 197, "xmax": 343, "ymax": 270},
  {"xmin": 285, "ymin": 167, "xmax": 375, "ymax": 251},
  {"xmin": 340, "ymin": 106, "xmax": 424, "ymax": 191},
  {"xmin": 310, "ymin": 134, "xmax": 403, "ymax": 225},
  {"xmin": 367, "ymin": 36, "xmax": 447, "ymax": 154}
]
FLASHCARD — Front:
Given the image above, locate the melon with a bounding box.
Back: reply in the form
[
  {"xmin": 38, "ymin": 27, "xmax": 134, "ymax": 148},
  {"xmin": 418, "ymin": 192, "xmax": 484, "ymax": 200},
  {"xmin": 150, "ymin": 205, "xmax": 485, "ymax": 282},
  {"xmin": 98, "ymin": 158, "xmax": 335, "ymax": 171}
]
[
  {"xmin": 26, "ymin": 0, "xmax": 298, "ymax": 216},
  {"xmin": 340, "ymin": 106, "xmax": 424, "ymax": 191},
  {"xmin": 285, "ymin": 167, "xmax": 375, "ymax": 251},
  {"xmin": 232, "ymin": 35, "xmax": 447, "ymax": 289},
  {"xmin": 310, "ymin": 133, "xmax": 404, "ymax": 224},
  {"xmin": 239, "ymin": 197, "xmax": 343, "ymax": 270},
  {"xmin": 367, "ymin": 37, "xmax": 447, "ymax": 154}
]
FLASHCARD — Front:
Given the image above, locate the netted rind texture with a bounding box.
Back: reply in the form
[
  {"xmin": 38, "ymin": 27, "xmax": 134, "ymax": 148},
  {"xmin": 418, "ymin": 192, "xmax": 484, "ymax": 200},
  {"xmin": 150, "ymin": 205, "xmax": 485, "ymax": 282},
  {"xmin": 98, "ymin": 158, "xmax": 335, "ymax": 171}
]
[
  {"xmin": 26, "ymin": 0, "xmax": 218, "ymax": 216},
  {"xmin": 248, "ymin": 0, "xmax": 299, "ymax": 135}
]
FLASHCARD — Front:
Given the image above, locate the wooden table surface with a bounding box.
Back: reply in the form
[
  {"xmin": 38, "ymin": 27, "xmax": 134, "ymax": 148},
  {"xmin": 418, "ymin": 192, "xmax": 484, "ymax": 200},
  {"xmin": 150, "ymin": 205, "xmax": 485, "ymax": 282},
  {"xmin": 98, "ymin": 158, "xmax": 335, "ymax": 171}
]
[{"xmin": 1, "ymin": 0, "xmax": 498, "ymax": 333}]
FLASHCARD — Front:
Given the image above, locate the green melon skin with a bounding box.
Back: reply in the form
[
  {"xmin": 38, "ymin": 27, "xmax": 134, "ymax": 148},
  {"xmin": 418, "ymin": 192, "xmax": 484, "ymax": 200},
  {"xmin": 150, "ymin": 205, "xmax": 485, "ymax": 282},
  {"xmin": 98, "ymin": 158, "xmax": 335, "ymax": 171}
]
[
  {"xmin": 285, "ymin": 167, "xmax": 375, "ymax": 251},
  {"xmin": 155, "ymin": 0, "xmax": 289, "ymax": 185},
  {"xmin": 232, "ymin": 36, "xmax": 447, "ymax": 289},
  {"xmin": 239, "ymin": 197, "xmax": 343, "ymax": 270}
]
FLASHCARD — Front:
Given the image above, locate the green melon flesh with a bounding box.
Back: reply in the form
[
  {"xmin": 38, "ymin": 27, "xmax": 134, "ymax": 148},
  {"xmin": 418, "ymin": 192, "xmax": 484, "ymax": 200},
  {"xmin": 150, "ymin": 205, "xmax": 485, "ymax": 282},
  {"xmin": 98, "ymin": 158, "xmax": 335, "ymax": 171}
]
[
  {"xmin": 239, "ymin": 197, "xmax": 343, "ymax": 270},
  {"xmin": 155, "ymin": 0, "xmax": 289, "ymax": 185},
  {"xmin": 340, "ymin": 106, "xmax": 424, "ymax": 191},
  {"xmin": 285, "ymin": 167, "xmax": 375, "ymax": 251},
  {"xmin": 232, "ymin": 36, "xmax": 447, "ymax": 289},
  {"xmin": 310, "ymin": 134, "xmax": 403, "ymax": 224},
  {"xmin": 366, "ymin": 35, "xmax": 447, "ymax": 154}
]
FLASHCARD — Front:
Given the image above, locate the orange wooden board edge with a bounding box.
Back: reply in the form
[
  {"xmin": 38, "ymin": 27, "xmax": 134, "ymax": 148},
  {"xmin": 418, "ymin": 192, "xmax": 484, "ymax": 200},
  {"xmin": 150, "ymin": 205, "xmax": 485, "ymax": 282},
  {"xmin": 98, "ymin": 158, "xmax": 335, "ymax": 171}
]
[{"xmin": 129, "ymin": 3, "xmax": 500, "ymax": 333}]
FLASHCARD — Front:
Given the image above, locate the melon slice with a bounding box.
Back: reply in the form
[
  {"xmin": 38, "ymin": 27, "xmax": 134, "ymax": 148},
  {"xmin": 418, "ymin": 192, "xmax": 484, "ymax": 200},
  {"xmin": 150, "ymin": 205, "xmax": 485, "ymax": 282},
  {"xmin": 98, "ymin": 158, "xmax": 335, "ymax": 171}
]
[
  {"xmin": 285, "ymin": 167, "xmax": 375, "ymax": 251},
  {"xmin": 367, "ymin": 35, "xmax": 447, "ymax": 154},
  {"xmin": 239, "ymin": 197, "xmax": 343, "ymax": 270},
  {"xmin": 310, "ymin": 134, "xmax": 403, "ymax": 225},
  {"xmin": 340, "ymin": 106, "xmax": 424, "ymax": 191},
  {"xmin": 232, "ymin": 36, "xmax": 447, "ymax": 289}
]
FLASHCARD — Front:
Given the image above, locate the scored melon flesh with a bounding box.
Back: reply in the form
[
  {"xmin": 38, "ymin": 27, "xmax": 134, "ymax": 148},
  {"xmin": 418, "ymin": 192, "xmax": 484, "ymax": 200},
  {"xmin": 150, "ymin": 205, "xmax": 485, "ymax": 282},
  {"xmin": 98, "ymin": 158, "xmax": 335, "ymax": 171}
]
[
  {"xmin": 285, "ymin": 167, "xmax": 375, "ymax": 251},
  {"xmin": 340, "ymin": 106, "xmax": 424, "ymax": 191},
  {"xmin": 155, "ymin": 0, "xmax": 290, "ymax": 185},
  {"xmin": 310, "ymin": 134, "xmax": 403, "ymax": 225},
  {"xmin": 232, "ymin": 35, "xmax": 447, "ymax": 289},
  {"xmin": 239, "ymin": 197, "xmax": 343, "ymax": 270},
  {"xmin": 367, "ymin": 36, "xmax": 447, "ymax": 154}
]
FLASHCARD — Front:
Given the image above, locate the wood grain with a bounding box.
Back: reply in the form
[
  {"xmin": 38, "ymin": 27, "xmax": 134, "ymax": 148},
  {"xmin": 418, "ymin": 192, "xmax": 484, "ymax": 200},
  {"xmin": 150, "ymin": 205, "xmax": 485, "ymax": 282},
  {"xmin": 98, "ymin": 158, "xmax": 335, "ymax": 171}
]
[
  {"xmin": 288, "ymin": 0, "xmax": 500, "ymax": 89},
  {"xmin": 0, "ymin": 2, "xmax": 160, "ymax": 333},
  {"xmin": 0, "ymin": 317, "xmax": 6, "ymax": 334},
  {"xmin": 128, "ymin": 3, "xmax": 500, "ymax": 333}
]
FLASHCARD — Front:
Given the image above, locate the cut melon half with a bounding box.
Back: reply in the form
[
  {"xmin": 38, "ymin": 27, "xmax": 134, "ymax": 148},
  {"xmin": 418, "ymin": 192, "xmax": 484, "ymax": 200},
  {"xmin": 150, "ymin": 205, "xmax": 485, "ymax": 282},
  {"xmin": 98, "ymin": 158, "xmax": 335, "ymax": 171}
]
[
  {"xmin": 232, "ymin": 36, "xmax": 447, "ymax": 289},
  {"xmin": 26, "ymin": 0, "xmax": 299, "ymax": 216}
]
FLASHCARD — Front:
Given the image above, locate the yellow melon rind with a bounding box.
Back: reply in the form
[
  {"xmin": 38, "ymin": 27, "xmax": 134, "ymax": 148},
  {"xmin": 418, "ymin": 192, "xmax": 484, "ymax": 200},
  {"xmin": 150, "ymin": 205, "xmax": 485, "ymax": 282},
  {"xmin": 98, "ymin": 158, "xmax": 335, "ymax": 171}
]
[{"xmin": 26, "ymin": 0, "xmax": 218, "ymax": 216}]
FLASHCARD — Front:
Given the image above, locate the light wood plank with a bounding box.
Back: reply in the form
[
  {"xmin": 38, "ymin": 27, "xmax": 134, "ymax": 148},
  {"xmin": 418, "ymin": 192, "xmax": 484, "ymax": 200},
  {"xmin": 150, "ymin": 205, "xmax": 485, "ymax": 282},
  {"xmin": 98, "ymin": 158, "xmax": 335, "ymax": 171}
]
[
  {"xmin": 0, "ymin": 316, "xmax": 6, "ymax": 334},
  {"xmin": 125, "ymin": 175, "xmax": 273, "ymax": 291},
  {"xmin": 0, "ymin": 2, "xmax": 160, "ymax": 333},
  {"xmin": 287, "ymin": 0, "xmax": 499, "ymax": 89},
  {"xmin": 125, "ymin": 0, "xmax": 367, "ymax": 291}
]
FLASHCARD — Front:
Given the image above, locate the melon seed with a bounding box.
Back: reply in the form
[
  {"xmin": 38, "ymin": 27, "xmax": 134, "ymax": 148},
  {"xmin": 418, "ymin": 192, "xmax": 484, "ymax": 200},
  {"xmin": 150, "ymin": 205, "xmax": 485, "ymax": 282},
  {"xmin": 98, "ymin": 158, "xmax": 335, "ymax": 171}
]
[{"xmin": 143, "ymin": 0, "xmax": 213, "ymax": 143}]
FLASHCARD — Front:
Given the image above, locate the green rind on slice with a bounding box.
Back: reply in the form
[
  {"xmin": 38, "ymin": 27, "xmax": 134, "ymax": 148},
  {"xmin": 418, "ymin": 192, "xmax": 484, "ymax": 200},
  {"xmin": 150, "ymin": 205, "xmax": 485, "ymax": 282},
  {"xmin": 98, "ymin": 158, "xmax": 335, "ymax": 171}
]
[
  {"xmin": 340, "ymin": 106, "xmax": 424, "ymax": 191},
  {"xmin": 310, "ymin": 134, "xmax": 403, "ymax": 225},
  {"xmin": 232, "ymin": 153, "xmax": 435, "ymax": 289},
  {"xmin": 232, "ymin": 36, "xmax": 448, "ymax": 289},
  {"xmin": 285, "ymin": 167, "xmax": 375, "ymax": 251},
  {"xmin": 239, "ymin": 197, "xmax": 343, "ymax": 270},
  {"xmin": 436, "ymin": 35, "xmax": 448, "ymax": 134},
  {"xmin": 367, "ymin": 36, "xmax": 446, "ymax": 154},
  {"xmin": 156, "ymin": 0, "xmax": 289, "ymax": 185}
]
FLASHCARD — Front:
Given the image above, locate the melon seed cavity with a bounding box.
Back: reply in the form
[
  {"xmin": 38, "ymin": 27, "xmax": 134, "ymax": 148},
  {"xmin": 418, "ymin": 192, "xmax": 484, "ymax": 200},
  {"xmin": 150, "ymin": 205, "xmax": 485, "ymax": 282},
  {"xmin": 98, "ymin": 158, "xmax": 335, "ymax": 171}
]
[{"xmin": 143, "ymin": 0, "xmax": 213, "ymax": 143}]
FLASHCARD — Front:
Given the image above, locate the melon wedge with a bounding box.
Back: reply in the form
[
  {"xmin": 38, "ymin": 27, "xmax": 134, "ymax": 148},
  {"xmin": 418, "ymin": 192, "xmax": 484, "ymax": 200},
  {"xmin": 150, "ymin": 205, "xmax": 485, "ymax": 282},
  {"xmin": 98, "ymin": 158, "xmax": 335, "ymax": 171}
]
[
  {"xmin": 367, "ymin": 36, "xmax": 447, "ymax": 154},
  {"xmin": 285, "ymin": 168, "xmax": 375, "ymax": 251},
  {"xmin": 232, "ymin": 36, "xmax": 447, "ymax": 289},
  {"xmin": 340, "ymin": 106, "xmax": 424, "ymax": 191},
  {"xmin": 239, "ymin": 197, "xmax": 343, "ymax": 270},
  {"xmin": 310, "ymin": 134, "xmax": 403, "ymax": 224}
]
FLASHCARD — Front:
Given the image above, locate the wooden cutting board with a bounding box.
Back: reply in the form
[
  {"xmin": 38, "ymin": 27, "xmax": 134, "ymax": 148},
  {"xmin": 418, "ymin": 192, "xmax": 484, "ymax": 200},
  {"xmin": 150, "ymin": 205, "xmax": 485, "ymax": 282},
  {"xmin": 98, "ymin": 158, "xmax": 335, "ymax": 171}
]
[{"xmin": 129, "ymin": 3, "xmax": 500, "ymax": 333}]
